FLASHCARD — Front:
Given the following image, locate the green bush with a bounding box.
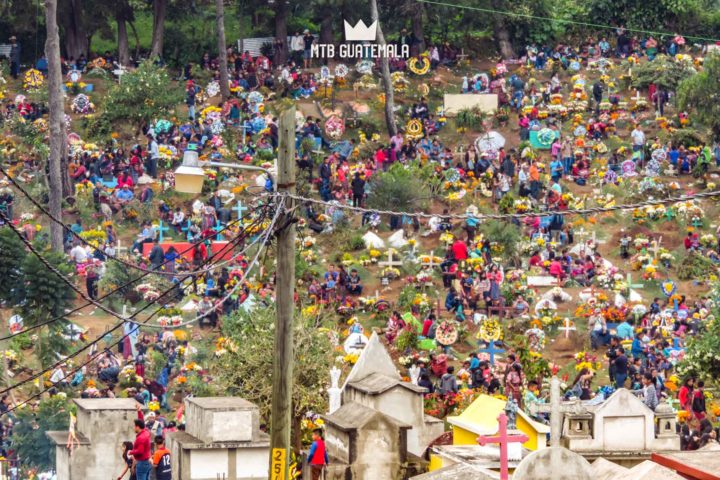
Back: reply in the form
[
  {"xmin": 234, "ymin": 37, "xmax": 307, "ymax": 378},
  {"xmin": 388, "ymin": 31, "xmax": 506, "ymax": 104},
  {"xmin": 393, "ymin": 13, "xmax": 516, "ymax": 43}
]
[
  {"xmin": 367, "ymin": 163, "xmax": 430, "ymax": 213},
  {"xmin": 677, "ymin": 252, "xmax": 716, "ymax": 280},
  {"xmin": 100, "ymin": 61, "xmax": 182, "ymax": 127}
]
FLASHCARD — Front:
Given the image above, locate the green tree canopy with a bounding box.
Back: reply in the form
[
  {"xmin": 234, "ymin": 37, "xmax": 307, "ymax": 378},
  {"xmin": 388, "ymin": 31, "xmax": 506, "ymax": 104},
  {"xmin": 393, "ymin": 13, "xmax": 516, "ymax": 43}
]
[
  {"xmin": 12, "ymin": 395, "xmax": 74, "ymax": 471},
  {"xmin": 366, "ymin": 163, "xmax": 430, "ymax": 213},
  {"xmin": 678, "ymin": 52, "xmax": 720, "ymax": 139}
]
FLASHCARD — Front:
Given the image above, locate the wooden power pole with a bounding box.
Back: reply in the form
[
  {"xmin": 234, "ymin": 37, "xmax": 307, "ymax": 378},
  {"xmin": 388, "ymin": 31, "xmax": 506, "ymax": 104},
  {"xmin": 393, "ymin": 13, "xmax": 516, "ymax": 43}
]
[
  {"xmin": 269, "ymin": 106, "xmax": 296, "ymax": 480},
  {"xmin": 45, "ymin": 0, "xmax": 65, "ymax": 253}
]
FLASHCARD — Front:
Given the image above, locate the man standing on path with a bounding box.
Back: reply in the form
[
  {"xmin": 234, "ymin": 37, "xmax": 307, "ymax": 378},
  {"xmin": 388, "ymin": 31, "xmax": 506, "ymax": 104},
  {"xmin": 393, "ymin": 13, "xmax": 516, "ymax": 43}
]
[
  {"xmin": 149, "ymin": 239, "xmax": 165, "ymax": 271},
  {"xmin": 307, "ymin": 428, "xmax": 328, "ymax": 480},
  {"xmin": 9, "ymin": 36, "xmax": 20, "ymax": 79},
  {"xmin": 129, "ymin": 403, "xmax": 152, "ymax": 480},
  {"xmin": 152, "ymin": 435, "xmax": 172, "ymax": 480}
]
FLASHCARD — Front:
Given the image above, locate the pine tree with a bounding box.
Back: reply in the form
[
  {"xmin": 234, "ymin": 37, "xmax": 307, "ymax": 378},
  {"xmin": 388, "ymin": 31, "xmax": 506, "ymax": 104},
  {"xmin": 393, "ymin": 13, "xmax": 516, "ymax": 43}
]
[{"xmin": 0, "ymin": 228, "xmax": 27, "ymax": 305}]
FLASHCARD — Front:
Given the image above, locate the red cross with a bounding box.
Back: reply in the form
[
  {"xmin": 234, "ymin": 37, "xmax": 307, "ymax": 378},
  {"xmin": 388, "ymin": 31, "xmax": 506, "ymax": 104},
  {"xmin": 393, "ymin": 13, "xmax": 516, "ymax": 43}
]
[{"xmin": 477, "ymin": 412, "xmax": 529, "ymax": 480}]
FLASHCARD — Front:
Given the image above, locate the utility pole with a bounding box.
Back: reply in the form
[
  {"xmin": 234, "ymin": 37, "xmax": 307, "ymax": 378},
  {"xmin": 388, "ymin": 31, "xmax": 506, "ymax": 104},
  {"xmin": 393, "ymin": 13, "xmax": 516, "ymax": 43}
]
[
  {"xmin": 44, "ymin": 0, "xmax": 65, "ymax": 252},
  {"xmin": 269, "ymin": 105, "xmax": 296, "ymax": 480}
]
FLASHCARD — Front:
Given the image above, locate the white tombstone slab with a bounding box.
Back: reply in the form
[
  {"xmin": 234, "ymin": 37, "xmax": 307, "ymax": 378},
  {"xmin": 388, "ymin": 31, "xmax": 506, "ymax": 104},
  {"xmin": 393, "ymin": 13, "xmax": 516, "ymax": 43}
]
[{"xmin": 444, "ymin": 94, "xmax": 498, "ymax": 115}]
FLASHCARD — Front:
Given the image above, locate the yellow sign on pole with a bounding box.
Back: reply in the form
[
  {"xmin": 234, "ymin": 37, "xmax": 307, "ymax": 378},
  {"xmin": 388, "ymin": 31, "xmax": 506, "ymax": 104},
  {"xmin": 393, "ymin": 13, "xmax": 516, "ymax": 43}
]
[{"xmin": 271, "ymin": 448, "xmax": 287, "ymax": 480}]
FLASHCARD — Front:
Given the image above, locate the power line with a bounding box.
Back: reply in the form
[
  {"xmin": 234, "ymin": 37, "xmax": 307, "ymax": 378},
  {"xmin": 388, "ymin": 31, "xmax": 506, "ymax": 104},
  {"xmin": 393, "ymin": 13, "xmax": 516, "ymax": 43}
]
[
  {"xmin": 416, "ymin": 0, "xmax": 720, "ymax": 43},
  {"xmin": 277, "ymin": 189, "xmax": 720, "ymax": 220},
  {"xmin": 0, "ymin": 164, "xmax": 266, "ymax": 277},
  {"xmin": 0, "ymin": 207, "xmax": 268, "ymax": 342},
  {"xmin": 1, "ymin": 202, "xmax": 281, "ymax": 414}
]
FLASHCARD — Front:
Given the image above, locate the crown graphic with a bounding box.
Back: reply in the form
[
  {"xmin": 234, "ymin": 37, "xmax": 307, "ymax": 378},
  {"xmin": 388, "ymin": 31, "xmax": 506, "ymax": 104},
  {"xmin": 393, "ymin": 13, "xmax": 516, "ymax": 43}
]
[{"xmin": 344, "ymin": 19, "xmax": 377, "ymax": 41}]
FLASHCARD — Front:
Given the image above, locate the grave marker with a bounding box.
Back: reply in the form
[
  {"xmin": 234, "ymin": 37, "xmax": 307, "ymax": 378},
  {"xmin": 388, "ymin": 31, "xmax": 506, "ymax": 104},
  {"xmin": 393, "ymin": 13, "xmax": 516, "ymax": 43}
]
[{"xmin": 476, "ymin": 412, "xmax": 529, "ymax": 480}]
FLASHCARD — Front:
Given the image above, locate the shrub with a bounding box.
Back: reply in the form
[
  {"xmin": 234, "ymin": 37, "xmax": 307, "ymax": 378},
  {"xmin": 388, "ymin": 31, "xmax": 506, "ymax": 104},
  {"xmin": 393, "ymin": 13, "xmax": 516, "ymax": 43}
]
[{"xmin": 100, "ymin": 61, "xmax": 183, "ymax": 127}]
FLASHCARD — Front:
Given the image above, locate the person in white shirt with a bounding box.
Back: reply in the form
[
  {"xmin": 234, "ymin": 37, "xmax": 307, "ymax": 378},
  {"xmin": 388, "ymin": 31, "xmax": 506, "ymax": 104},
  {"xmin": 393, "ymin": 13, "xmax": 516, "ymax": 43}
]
[
  {"xmin": 69, "ymin": 243, "xmax": 88, "ymax": 263},
  {"xmin": 631, "ymin": 125, "xmax": 645, "ymax": 163},
  {"xmin": 290, "ymin": 32, "xmax": 304, "ymax": 64},
  {"xmin": 50, "ymin": 365, "xmax": 68, "ymax": 386},
  {"xmin": 171, "ymin": 207, "xmax": 185, "ymax": 234}
]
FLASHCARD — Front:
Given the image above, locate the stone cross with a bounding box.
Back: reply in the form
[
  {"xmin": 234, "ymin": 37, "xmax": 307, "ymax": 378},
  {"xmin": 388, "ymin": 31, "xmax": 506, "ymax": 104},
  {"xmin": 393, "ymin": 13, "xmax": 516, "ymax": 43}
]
[
  {"xmin": 379, "ymin": 249, "xmax": 403, "ymax": 269},
  {"xmin": 527, "ymin": 376, "xmax": 580, "ymax": 447},
  {"xmin": 233, "ymin": 200, "xmax": 248, "ymax": 220},
  {"xmin": 327, "ymin": 366, "xmax": 342, "ymax": 414},
  {"xmin": 477, "ymin": 413, "xmax": 529, "ymax": 480},
  {"xmin": 479, "ymin": 340, "xmax": 505, "ymax": 365},
  {"xmin": 558, "ymin": 318, "xmax": 576, "ymax": 339}
]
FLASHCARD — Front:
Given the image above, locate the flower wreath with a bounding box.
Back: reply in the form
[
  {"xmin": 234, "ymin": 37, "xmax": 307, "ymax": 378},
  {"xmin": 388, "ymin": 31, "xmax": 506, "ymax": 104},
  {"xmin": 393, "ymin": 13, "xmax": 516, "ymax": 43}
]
[
  {"xmin": 247, "ymin": 91, "xmax": 264, "ymax": 104},
  {"xmin": 325, "ymin": 115, "xmax": 345, "ymax": 139},
  {"xmin": 478, "ymin": 318, "xmax": 503, "ymax": 342},
  {"xmin": 23, "ymin": 69, "xmax": 44, "ymax": 90},
  {"xmin": 537, "ymin": 128, "xmax": 556, "ymax": 147},
  {"xmin": 417, "ymin": 83, "xmax": 430, "ymax": 96},
  {"xmin": 71, "ymin": 94, "xmax": 94, "ymax": 114},
  {"xmin": 435, "ymin": 321, "xmax": 458, "ymax": 346},
  {"xmin": 356, "ymin": 60, "xmax": 374, "ymax": 75},
  {"xmin": 206, "ymin": 81, "xmax": 220, "ymax": 98},
  {"xmin": 320, "ymin": 66, "xmax": 332, "ymax": 79},
  {"xmin": 408, "ymin": 56, "xmax": 431, "ymax": 75},
  {"xmin": 334, "ymin": 63, "xmax": 349, "ymax": 78},
  {"xmin": 405, "ymin": 119, "xmax": 424, "ymax": 140},
  {"xmin": 89, "ymin": 57, "xmax": 106, "ymax": 69}
]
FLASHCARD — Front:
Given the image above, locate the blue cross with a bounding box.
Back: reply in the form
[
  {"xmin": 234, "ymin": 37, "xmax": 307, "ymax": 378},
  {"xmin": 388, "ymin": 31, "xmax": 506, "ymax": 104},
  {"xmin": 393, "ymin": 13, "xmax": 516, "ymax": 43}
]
[
  {"xmin": 233, "ymin": 200, "xmax": 248, "ymax": 220},
  {"xmin": 155, "ymin": 221, "xmax": 170, "ymax": 242},
  {"xmin": 479, "ymin": 340, "xmax": 505, "ymax": 365},
  {"xmin": 665, "ymin": 208, "xmax": 675, "ymax": 222},
  {"xmin": 181, "ymin": 220, "xmax": 193, "ymax": 241},
  {"xmin": 213, "ymin": 220, "xmax": 225, "ymax": 241},
  {"xmin": 691, "ymin": 217, "xmax": 703, "ymax": 228}
]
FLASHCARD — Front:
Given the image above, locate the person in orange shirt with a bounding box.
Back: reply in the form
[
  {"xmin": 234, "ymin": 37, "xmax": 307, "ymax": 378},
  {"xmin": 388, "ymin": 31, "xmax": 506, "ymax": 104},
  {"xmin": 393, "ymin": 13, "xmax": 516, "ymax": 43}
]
[
  {"xmin": 528, "ymin": 162, "xmax": 541, "ymax": 199},
  {"xmin": 151, "ymin": 436, "xmax": 171, "ymax": 480}
]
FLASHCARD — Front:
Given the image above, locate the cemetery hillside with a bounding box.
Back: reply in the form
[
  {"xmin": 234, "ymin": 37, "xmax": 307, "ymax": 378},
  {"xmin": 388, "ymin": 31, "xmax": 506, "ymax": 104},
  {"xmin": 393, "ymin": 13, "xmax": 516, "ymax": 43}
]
[{"xmin": 2, "ymin": 0, "xmax": 720, "ymax": 478}]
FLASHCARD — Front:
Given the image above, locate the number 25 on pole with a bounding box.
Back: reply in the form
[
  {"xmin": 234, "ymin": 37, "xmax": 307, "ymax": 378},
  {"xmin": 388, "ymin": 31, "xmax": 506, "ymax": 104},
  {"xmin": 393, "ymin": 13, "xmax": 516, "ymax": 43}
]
[{"xmin": 271, "ymin": 448, "xmax": 287, "ymax": 480}]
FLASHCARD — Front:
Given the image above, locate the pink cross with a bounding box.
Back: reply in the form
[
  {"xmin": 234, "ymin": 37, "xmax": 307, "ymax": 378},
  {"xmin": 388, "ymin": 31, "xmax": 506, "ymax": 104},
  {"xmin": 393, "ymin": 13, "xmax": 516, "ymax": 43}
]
[{"xmin": 477, "ymin": 412, "xmax": 529, "ymax": 480}]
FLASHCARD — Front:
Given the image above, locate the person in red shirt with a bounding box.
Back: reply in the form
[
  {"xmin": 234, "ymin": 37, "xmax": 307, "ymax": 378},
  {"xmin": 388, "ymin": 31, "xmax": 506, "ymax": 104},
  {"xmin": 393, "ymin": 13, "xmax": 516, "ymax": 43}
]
[
  {"xmin": 452, "ymin": 239, "xmax": 468, "ymax": 261},
  {"xmin": 129, "ymin": 404, "xmax": 152, "ymax": 480},
  {"xmin": 307, "ymin": 428, "xmax": 328, "ymax": 480}
]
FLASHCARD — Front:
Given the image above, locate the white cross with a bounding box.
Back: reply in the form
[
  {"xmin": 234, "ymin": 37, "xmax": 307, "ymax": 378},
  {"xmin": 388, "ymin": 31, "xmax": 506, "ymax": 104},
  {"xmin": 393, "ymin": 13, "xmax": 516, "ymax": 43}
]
[
  {"xmin": 527, "ymin": 377, "xmax": 580, "ymax": 447},
  {"xmin": 379, "ymin": 249, "xmax": 403, "ymax": 269},
  {"xmin": 558, "ymin": 318, "xmax": 576, "ymax": 339},
  {"xmin": 115, "ymin": 239, "xmax": 128, "ymax": 257},
  {"xmin": 649, "ymin": 236, "xmax": 663, "ymax": 258},
  {"xmin": 420, "ymin": 250, "xmax": 441, "ymax": 269}
]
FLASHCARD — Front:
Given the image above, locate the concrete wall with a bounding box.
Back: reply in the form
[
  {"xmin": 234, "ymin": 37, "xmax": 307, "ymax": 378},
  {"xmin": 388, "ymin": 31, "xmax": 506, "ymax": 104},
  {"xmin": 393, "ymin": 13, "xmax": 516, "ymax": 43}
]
[
  {"xmin": 345, "ymin": 386, "xmax": 441, "ymax": 456},
  {"xmin": 57, "ymin": 405, "xmax": 136, "ymax": 480},
  {"xmin": 185, "ymin": 401, "xmax": 257, "ymax": 444},
  {"xmin": 190, "ymin": 449, "xmax": 228, "ymax": 478},
  {"xmin": 325, "ymin": 426, "xmax": 351, "ymax": 464},
  {"xmin": 235, "ymin": 448, "xmax": 269, "ymax": 478},
  {"xmin": 350, "ymin": 416, "xmax": 406, "ymax": 480},
  {"xmin": 443, "ymin": 94, "xmax": 498, "ymax": 116}
]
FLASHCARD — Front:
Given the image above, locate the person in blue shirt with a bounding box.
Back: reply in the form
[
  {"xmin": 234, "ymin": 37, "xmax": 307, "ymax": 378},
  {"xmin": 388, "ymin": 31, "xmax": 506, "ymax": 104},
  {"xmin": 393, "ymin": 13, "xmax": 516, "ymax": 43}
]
[
  {"xmin": 616, "ymin": 319, "xmax": 634, "ymax": 340},
  {"xmin": 550, "ymin": 158, "xmax": 564, "ymax": 182},
  {"xmin": 70, "ymin": 219, "xmax": 84, "ymax": 235},
  {"xmin": 115, "ymin": 185, "xmax": 134, "ymax": 203}
]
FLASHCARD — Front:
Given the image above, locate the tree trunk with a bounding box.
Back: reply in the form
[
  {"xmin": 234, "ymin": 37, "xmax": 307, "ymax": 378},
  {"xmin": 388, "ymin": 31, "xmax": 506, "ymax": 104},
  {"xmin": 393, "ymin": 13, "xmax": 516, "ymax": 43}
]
[
  {"xmin": 319, "ymin": 15, "xmax": 333, "ymax": 45},
  {"xmin": 274, "ymin": 0, "xmax": 288, "ymax": 66},
  {"xmin": 129, "ymin": 21, "xmax": 141, "ymax": 60},
  {"xmin": 411, "ymin": 2, "xmax": 425, "ymax": 55},
  {"xmin": 150, "ymin": 0, "xmax": 167, "ymax": 59},
  {"xmin": 117, "ymin": 16, "xmax": 130, "ymax": 66},
  {"xmin": 62, "ymin": 0, "xmax": 88, "ymax": 60},
  {"xmin": 370, "ymin": 0, "xmax": 397, "ymax": 137},
  {"xmin": 45, "ymin": 0, "xmax": 65, "ymax": 253},
  {"xmin": 216, "ymin": 0, "xmax": 230, "ymax": 100},
  {"xmin": 491, "ymin": 0, "xmax": 514, "ymax": 59}
]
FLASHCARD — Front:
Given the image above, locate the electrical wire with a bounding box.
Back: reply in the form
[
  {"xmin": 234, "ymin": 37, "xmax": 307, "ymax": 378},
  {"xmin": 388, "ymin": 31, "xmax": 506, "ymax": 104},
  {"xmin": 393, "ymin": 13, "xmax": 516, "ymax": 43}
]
[
  {"xmin": 0, "ymin": 202, "xmax": 281, "ymax": 401},
  {"xmin": 0, "ymin": 202, "xmax": 282, "ymax": 414},
  {"xmin": 416, "ymin": 0, "xmax": 720, "ymax": 43},
  {"xmin": 0, "ymin": 163, "xmax": 260, "ymax": 277},
  {"xmin": 0, "ymin": 208, "xmax": 269, "ymax": 342},
  {"xmin": 276, "ymin": 189, "xmax": 720, "ymax": 220}
]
